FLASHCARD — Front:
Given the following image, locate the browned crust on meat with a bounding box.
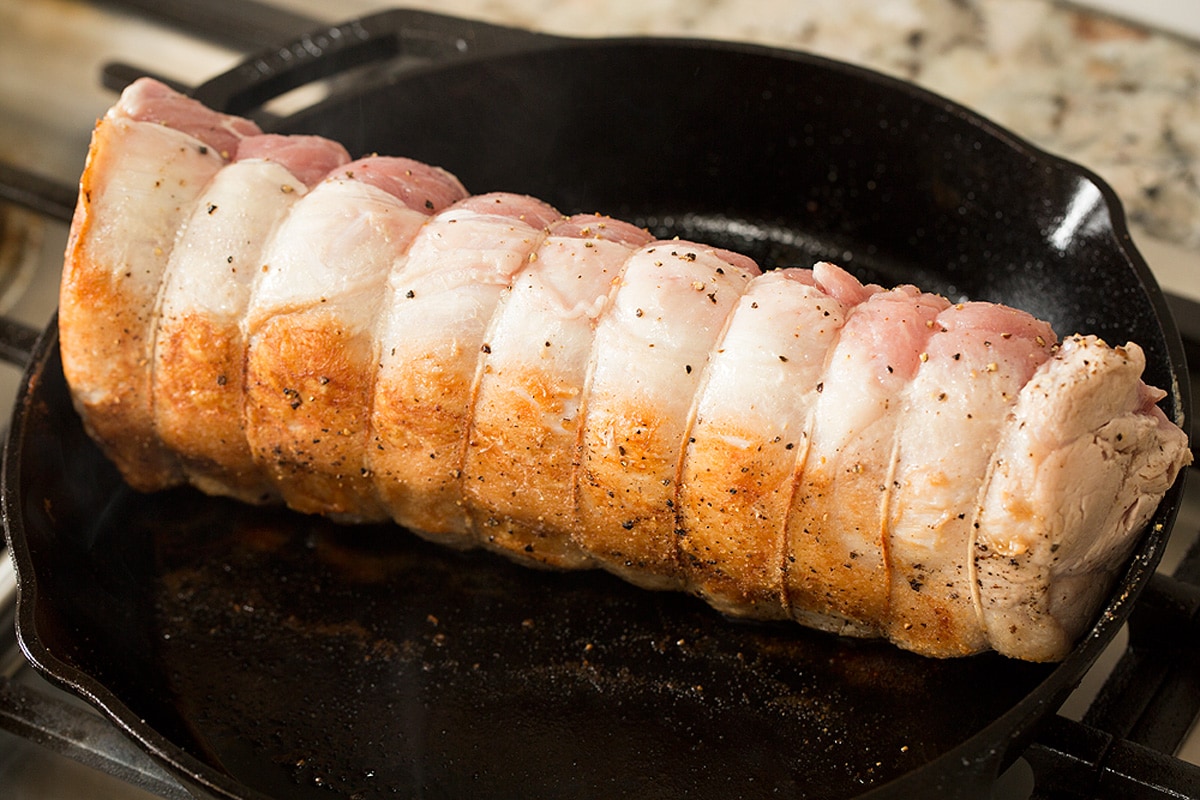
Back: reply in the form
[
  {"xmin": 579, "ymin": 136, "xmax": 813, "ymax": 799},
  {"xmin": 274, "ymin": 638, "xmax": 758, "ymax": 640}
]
[
  {"xmin": 677, "ymin": 419, "xmax": 795, "ymax": 619},
  {"xmin": 59, "ymin": 118, "xmax": 180, "ymax": 491},
  {"xmin": 58, "ymin": 98, "xmax": 1191, "ymax": 663},
  {"xmin": 245, "ymin": 311, "xmax": 385, "ymax": 521},
  {"xmin": 784, "ymin": 444, "xmax": 893, "ymax": 636},
  {"xmin": 153, "ymin": 312, "xmax": 277, "ymax": 504},
  {"xmin": 883, "ymin": 465, "xmax": 991, "ymax": 657},
  {"xmin": 370, "ymin": 351, "xmax": 475, "ymax": 539},
  {"xmin": 463, "ymin": 364, "xmax": 593, "ymax": 568},
  {"xmin": 886, "ymin": 564, "xmax": 985, "ymax": 657},
  {"xmin": 574, "ymin": 396, "xmax": 686, "ymax": 590}
]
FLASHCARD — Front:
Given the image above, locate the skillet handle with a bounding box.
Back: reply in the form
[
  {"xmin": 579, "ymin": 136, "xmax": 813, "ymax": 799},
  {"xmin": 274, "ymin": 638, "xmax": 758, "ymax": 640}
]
[
  {"xmin": 192, "ymin": 8, "xmax": 562, "ymax": 116},
  {"xmin": 0, "ymin": 318, "xmax": 41, "ymax": 371}
]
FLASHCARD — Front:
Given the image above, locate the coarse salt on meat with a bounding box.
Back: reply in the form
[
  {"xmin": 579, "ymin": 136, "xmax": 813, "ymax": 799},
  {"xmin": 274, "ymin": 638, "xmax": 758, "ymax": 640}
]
[
  {"xmin": 463, "ymin": 214, "xmax": 653, "ymax": 568},
  {"xmin": 244, "ymin": 157, "xmax": 467, "ymax": 522},
  {"xmin": 369, "ymin": 193, "xmax": 561, "ymax": 542},
  {"xmin": 60, "ymin": 78, "xmax": 261, "ymax": 492},
  {"xmin": 153, "ymin": 134, "xmax": 350, "ymax": 504}
]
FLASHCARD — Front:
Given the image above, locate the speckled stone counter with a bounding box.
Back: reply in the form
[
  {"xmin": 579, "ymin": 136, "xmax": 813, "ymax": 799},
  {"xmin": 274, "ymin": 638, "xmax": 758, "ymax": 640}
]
[
  {"xmin": 317, "ymin": 0, "xmax": 1195, "ymax": 257},
  {"xmin": 4, "ymin": 0, "xmax": 1197, "ymax": 275}
]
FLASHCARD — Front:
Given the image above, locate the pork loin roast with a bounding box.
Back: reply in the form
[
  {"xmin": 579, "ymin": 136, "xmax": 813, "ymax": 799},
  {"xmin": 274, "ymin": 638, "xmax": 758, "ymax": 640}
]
[{"xmin": 59, "ymin": 78, "xmax": 1191, "ymax": 661}]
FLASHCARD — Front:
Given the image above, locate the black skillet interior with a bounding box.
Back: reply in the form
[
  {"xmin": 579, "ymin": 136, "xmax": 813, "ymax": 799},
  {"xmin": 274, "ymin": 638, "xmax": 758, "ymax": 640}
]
[{"xmin": 5, "ymin": 10, "xmax": 1189, "ymax": 800}]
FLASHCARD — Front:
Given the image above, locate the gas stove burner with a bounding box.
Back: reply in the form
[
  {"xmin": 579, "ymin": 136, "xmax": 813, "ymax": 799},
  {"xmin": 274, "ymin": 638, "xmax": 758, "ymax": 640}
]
[{"xmin": 0, "ymin": 202, "xmax": 43, "ymax": 316}]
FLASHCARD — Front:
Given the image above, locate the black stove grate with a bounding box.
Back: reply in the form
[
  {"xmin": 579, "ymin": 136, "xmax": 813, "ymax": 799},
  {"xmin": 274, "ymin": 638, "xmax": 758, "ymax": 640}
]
[{"xmin": 1026, "ymin": 563, "xmax": 1200, "ymax": 798}]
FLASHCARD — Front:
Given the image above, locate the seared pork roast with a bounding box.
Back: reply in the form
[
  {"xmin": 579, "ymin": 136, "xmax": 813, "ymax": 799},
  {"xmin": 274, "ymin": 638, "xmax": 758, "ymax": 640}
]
[{"xmin": 59, "ymin": 79, "xmax": 1191, "ymax": 661}]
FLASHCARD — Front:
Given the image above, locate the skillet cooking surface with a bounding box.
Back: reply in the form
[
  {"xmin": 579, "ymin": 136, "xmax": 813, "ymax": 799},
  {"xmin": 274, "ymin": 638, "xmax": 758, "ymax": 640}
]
[
  {"xmin": 7, "ymin": 16, "xmax": 1189, "ymax": 800},
  {"xmin": 19, "ymin": 341, "xmax": 1054, "ymax": 799}
]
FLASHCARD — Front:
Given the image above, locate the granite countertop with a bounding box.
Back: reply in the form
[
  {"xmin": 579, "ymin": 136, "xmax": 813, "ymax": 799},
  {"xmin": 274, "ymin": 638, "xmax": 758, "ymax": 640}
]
[
  {"xmin": 347, "ymin": 0, "xmax": 1198, "ymax": 258},
  {"xmin": 2, "ymin": 0, "xmax": 1197, "ymax": 284}
]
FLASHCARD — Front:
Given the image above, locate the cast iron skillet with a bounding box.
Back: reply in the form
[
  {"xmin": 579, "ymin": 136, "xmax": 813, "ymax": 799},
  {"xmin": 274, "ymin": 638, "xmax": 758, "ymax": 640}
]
[{"xmin": 3, "ymin": 9, "xmax": 1190, "ymax": 800}]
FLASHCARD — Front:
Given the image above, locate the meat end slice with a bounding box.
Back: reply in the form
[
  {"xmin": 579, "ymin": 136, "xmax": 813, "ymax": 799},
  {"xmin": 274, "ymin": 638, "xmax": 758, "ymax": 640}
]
[
  {"xmin": 59, "ymin": 78, "xmax": 260, "ymax": 492},
  {"xmin": 974, "ymin": 335, "xmax": 1191, "ymax": 661}
]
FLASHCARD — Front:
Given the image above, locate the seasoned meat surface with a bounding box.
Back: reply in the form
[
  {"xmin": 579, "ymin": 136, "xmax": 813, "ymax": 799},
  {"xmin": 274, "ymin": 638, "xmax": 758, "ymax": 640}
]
[
  {"xmin": 154, "ymin": 133, "xmax": 351, "ymax": 504},
  {"xmin": 60, "ymin": 79, "xmax": 1192, "ymax": 661}
]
